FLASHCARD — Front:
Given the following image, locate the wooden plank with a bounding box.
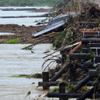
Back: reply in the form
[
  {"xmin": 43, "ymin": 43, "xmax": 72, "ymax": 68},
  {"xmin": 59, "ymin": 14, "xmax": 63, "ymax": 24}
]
[
  {"xmin": 79, "ymin": 22, "xmax": 96, "ymax": 24},
  {"xmin": 89, "ymin": 70, "xmax": 99, "ymax": 77},
  {"xmin": 82, "ymin": 38, "xmax": 100, "ymax": 48},
  {"xmin": 47, "ymin": 92, "xmax": 100, "ymax": 98},
  {"xmin": 70, "ymin": 53, "xmax": 91, "ymax": 60},
  {"xmin": 38, "ymin": 81, "xmax": 60, "ymax": 86},
  {"xmin": 50, "ymin": 62, "xmax": 71, "ymax": 81},
  {"xmin": 68, "ymin": 75, "xmax": 91, "ymax": 93},
  {"xmin": 82, "ymin": 48, "xmax": 89, "ymax": 53},
  {"xmin": 84, "ymin": 35, "xmax": 100, "ymax": 38},
  {"xmin": 88, "ymin": 43, "xmax": 100, "ymax": 47},
  {"xmin": 82, "ymin": 38, "xmax": 100, "ymax": 43},
  {"xmin": 82, "ymin": 31, "xmax": 100, "ymax": 35},
  {"xmin": 77, "ymin": 80, "xmax": 100, "ymax": 100}
]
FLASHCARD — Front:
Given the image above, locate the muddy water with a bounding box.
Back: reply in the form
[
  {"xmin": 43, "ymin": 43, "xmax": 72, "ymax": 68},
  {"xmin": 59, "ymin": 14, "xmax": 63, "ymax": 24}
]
[
  {"xmin": 0, "ymin": 7, "xmax": 49, "ymax": 26},
  {"xmin": 0, "ymin": 43, "xmax": 53, "ymax": 100}
]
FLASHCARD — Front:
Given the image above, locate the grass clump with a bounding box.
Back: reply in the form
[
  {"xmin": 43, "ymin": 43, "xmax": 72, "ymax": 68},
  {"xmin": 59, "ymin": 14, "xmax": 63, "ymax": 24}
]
[{"xmin": 5, "ymin": 39, "xmax": 20, "ymax": 43}]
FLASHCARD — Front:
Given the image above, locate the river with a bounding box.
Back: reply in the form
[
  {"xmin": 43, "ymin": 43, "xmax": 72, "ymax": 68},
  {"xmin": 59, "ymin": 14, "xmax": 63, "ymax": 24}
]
[
  {"xmin": 0, "ymin": 44, "xmax": 55, "ymax": 100},
  {"xmin": 0, "ymin": 6, "xmax": 51, "ymax": 26},
  {"xmin": 0, "ymin": 6, "xmax": 92, "ymax": 100},
  {"xmin": 0, "ymin": 7, "xmax": 54, "ymax": 100}
]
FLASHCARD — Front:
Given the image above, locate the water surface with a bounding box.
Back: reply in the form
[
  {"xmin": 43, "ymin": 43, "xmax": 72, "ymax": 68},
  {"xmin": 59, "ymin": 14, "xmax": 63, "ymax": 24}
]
[
  {"xmin": 0, "ymin": 44, "xmax": 53, "ymax": 100},
  {"xmin": 0, "ymin": 6, "xmax": 51, "ymax": 26}
]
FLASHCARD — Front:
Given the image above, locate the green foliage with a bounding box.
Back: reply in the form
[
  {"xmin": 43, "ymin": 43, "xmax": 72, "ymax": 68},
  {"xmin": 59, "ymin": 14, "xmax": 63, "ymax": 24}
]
[
  {"xmin": 8, "ymin": 75, "xmax": 27, "ymax": 78},
  {"xmin": 55, "ymin": 8, "xmax": 61, "ymax": 16},
  {"xmin": 35, "ymin": 86, "xmax": 39, "ymax": 89},
  {"xmin": 49, "ymin": 87, "xmax": 59, "ymax": 92},
  {"xmin": 22, "ymin": 46, "xmax": 33, "ymax": 50},
  {"xmin": 5, "ymin": 39, "xmax": 20, "ymax": 43},
  {"xmin": 0, "ymin": 0, "xmax": 63, "ymax": 6},
  {"xmin": 54, "ymin": 31, "xmax": 67, "ymax": 49},
  {"xmin": 66, "ymin": 84, "xmax": 74, "ymax": 91}
]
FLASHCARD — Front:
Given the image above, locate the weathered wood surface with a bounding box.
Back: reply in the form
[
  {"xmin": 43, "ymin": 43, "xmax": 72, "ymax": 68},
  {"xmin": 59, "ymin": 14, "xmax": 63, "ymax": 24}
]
[
  {"xmin": 76, "ymin": 62, "xmax": 94, "ymax": 68},
  {"xmin": 89, "ymin": 70, "xmax": 99, "ymax": 77},
  {"xmin": 84, "ymin": 35, "xmax": 100, "ymax": 38},
  {"xmin": 82, "ymin": 38, "xmax": 100, "ymax": 43},
  {"xmin": 82, "ymin": 31, "xmax": 100, "ymax": 35},
  {"xmin": 70, "ymin": 53, "xmax": 91, "ymax": 60},
  {"xmin": 77, "ymin": 79, "xmax": 100, "ymax": 100},
  {"xmin": 68, "ymin": 75, "xmax": 91, "ymax": 93},
  {"xmin": 38, "ymin": 81, "xmax": 95, "ymax": 87},
  {"xmin": 79, "ymin": 22, "xmax": 96, "ymax": 24},
  {"xmin": 42, "ymin": 72, "xmax": 49, "ymax": 90},
  {"xmin": 38, "ymin": 81, "xmax": 60, "ymax": 86},
  {"xmin": 82, "ymin": 38, "xmax": 100, "ymax": 47},
  {"xmin": 50, "ymin": 62, "xmax": 71, "ymax": 81},
  {"xmin": 88, "ymin": 43, "xmax": 100, "ymax": 47},
  {"xmin": 47, "ymin": 92, "xmax": 100, "ymax": 98}
]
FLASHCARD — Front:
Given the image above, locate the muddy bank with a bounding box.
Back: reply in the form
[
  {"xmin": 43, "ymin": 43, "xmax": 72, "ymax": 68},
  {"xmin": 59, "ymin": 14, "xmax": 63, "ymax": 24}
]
[
  {"xmin": 0, "ymin": 24, "xmax": 46, "ymax": 43},
  {"xmin": 0, "ymin": 14, "xmax": 47, "ymax": 18},
  {"xmin": 1, "ymin": 8, "xmax": 51, "ymax": 12},
  {"xmin": 0, "ymin": 24, "xmax": 59, "ymax": 44}
]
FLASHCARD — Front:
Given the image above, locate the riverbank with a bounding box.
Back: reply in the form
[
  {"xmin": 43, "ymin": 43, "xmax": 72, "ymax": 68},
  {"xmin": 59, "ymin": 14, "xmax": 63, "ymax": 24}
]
[{"xmin": 0, "ymin": 24, "xmax": 46, "ymax": 43}]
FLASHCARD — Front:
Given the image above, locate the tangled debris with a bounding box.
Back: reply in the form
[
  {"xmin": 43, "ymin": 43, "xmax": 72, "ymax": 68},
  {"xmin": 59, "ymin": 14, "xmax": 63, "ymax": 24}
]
[{"xmin": 35, "ymin": 1, "xmax": 100, "ymax": 100}]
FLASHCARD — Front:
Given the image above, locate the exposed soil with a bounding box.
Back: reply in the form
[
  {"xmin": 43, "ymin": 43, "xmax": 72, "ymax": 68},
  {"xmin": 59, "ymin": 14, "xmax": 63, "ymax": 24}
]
[
  {"xmin": 0, "ymin": 23, "xmax": 61, "ymax": 45},
  {"xmin": 0, "ymin": 24, "xmax": 46, "ymax": 43}
]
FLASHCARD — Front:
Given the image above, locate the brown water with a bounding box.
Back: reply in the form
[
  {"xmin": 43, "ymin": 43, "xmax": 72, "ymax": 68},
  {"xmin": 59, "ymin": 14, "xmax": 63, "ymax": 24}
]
[{"xmin": 0, "ymin": 44, "xmax": 53, "ymax": 100}]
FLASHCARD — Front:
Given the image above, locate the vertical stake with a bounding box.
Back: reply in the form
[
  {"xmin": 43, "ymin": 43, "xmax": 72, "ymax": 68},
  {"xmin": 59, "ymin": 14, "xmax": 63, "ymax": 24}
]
[
  {"xmin": 42, "ymin": 71, "xmax": 49, "ymax": 90},
  {"xmin": 59, "ymin": 82, "xmax": 66, "ymax": 100}
]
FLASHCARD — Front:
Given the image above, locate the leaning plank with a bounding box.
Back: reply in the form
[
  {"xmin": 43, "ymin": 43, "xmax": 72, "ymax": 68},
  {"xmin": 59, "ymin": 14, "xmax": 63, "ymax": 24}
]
[{"xmin": 50, "ymin": 62, "xmax": 71, "ymax": 81}]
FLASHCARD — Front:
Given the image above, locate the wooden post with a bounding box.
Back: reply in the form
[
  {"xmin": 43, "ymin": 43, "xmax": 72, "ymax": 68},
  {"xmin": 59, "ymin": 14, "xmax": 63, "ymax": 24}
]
[
  {"xmin": 59, "ymin": 82, "xmax": 66, "ymax": 100},
  {"xmin": 42, "ymin": 71, "xmax": 49, "ymax": 90},
  {"xmin": 60, "ymin": 49, "xmax": 67, "ymax": 65},
  {"xmin": 59, "ymin": 82, "xmax": 66, "ymax": 93},
  {"xmin": 70, "ymin": 64, "xmax": 76, "ymax": 81}
]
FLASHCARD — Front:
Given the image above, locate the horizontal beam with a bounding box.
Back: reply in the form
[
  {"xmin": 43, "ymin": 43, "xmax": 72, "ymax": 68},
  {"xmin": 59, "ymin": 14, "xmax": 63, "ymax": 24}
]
[
  {"xmin": 50, "ymin": 62, "xmax": 71, "ymax": 81},
  {"xmin": 70, "ymin": 53, "xmax": 91, "ymax": 60},
  {"xmin": 88, "ymin": 43, "xmax": 100, "ymax": 47},
  {"xmin": 82, "ymin": 38, "xmax": 100, "ymax": 43},
  {"xmin": 38, "ymin": 81, "xmax": 60, "ymax": 86},
  {"xmin": 47, "ymin": 92, "xmax": 100, "ymax": 98}
]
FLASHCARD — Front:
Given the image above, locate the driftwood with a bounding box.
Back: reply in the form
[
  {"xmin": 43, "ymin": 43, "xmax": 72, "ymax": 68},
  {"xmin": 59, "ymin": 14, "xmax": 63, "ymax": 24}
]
[{"xmin": 43, "ymin": 36, "xmax": 82, "ymax": 58}]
